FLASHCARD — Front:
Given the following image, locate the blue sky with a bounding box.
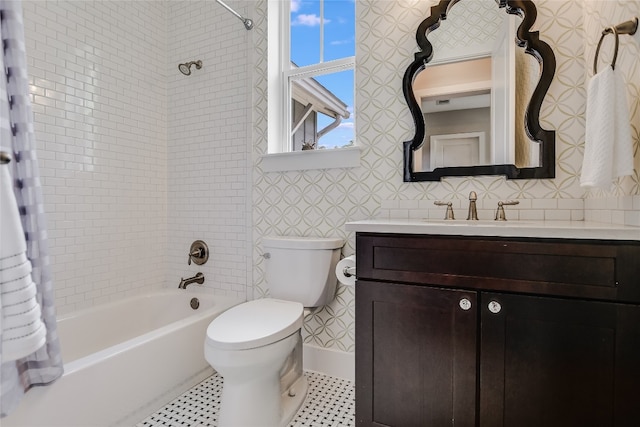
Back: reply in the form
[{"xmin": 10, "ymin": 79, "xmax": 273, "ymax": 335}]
[{"xmin": 290, "ymin": 0, "xmax": 355, "ymax": 148}]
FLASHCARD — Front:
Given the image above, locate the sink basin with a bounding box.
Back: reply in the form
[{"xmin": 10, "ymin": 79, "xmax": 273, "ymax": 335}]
[{"xmin": 423, "ymin": 219, "xmax": 536, "ymax": 226}]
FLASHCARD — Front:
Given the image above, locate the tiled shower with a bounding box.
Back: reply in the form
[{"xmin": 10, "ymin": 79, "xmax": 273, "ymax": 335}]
[{"xmin": 22, "ymin": 0, "xmax": 251, "ymax": 316}]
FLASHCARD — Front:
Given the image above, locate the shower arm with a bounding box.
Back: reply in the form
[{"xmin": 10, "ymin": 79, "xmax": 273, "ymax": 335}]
[{"xmin": 215, "ymin": 0, "xmax": 253, "ymax": 30}]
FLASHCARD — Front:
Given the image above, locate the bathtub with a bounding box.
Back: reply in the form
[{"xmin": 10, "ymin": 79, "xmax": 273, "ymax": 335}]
[{"xmin": 4, "ymin": 289, "xmax": 242, "ymax": 427}]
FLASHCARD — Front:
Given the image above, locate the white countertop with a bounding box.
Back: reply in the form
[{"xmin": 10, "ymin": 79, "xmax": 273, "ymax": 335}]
[{"xmin": 345, "ymin": 219, "xmax": 640, "ymax": 241}]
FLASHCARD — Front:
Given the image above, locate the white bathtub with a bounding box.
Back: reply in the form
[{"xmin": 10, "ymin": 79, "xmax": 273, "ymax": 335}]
[{"xmin": 4, "ymin": 289, "xmax": 242, "ymax": 427}]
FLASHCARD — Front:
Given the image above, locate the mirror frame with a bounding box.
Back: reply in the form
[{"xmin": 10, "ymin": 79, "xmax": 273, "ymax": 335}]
[{"xmin": 402, "ymin": 0, "xmax": 556, "ymax": 182}]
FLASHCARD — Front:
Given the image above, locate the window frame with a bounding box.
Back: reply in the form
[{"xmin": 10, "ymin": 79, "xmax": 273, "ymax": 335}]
[{"xmin": 265, "ymin": 0, "xmax": 358, "ymax": 171}]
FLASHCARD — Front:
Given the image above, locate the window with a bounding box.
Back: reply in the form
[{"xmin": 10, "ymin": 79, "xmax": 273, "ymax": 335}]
[{"xmin": 268, "ymin": 0, "xmax": 356, "ymax": 160}]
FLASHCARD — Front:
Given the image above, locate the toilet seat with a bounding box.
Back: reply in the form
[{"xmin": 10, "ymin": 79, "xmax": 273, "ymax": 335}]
[{"xmin": 207, "ymin": 298, "xmax": 303, "ymax": 350}]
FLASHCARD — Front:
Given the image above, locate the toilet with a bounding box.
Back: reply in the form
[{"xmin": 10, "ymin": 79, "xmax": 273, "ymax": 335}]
[{"xmin": 204, "ymin": 236, "xmax": 344, "ymax": 427}]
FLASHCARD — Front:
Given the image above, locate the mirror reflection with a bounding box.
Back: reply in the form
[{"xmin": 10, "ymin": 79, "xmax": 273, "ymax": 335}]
[
  {"xmin": 412, "ymin": 1, "xmax": 539, "ymax": 172},
  {"xmin": 403, "ymin": 0, "xmax": 556, "ymax": 181}
]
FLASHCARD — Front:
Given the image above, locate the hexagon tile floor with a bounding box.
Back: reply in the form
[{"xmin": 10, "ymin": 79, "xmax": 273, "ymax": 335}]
[{"xmin": 136, "ymin": 371, "xmax": 355, "ymax": 427}]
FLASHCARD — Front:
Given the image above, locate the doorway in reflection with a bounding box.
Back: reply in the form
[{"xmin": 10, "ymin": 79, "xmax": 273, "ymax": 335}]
[{"xmin": 413, "ymin": 57, "xmax": 492, "ymax": 171}]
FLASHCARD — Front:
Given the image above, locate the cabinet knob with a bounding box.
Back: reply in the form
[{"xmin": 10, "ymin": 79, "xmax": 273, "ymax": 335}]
[
  {"xmin": 488, "ymin": 300, "xmax": 502, "ymax": 314},
  {"xmin": 459, "ymin": 298, "xmax": 472, "ymax": 311}
]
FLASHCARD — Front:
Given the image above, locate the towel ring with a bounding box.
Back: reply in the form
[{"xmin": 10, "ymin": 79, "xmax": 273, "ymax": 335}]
[{"xmin": 593, "ymin": 26, "xmax": 619, "ymax": 75}]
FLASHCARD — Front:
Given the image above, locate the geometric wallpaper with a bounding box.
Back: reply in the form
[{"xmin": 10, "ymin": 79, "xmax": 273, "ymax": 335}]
[
  {"xmin": 250, "ymin": 0, "xmax": 629, "ymax": 353},
  {"xmin": 429, "ymin": 0, "xmax": 503, "ymax": 63}
]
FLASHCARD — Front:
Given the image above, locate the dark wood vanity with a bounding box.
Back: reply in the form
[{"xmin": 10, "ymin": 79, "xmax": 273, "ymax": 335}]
[{"xmin": 355, "ymin": 232, "xmax": 640, "ymax": 426}]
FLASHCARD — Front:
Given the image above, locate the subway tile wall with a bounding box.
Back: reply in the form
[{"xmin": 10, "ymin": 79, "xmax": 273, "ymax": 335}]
[
  {"xmin": 22, "ymin": 0, "xmax": 252, "ymax": 313},
  {"xmin": 585, "ymin": 197, "xmax": 640, "ymax": 226},
  {"xmin": 166, "ymin": 1, "xmax": 251, "ymax": 299},
  {"xmin": 23, "ymin": 0, "xmax": 168, "ymax": 315}
]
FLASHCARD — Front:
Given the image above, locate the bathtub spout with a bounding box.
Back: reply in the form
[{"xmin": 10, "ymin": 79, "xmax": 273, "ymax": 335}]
[{"xmin": 179, "ymin": 272, "xmax": 204, "ymax": 289}]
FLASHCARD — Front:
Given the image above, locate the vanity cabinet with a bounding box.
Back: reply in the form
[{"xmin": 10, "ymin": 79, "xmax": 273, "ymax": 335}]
[{"xmin": 355, "ymin": 233, "xmax": 640, "ymax": 427}]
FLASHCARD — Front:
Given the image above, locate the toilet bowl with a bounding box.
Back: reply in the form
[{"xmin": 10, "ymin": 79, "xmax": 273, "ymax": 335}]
[
  {"xmin": 204, "ymin": 236, "xmax": 344, "ymax": 427},
  {"xmin": 205, "ymin": 299, "xmax": 306, "ymax": 426}
]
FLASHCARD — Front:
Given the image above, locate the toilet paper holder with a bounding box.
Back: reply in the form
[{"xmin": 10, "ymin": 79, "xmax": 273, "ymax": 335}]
[
  {"xmin": 342, "ymin": 265, "xmax": 356, "ymax": 278},
  {"xmin": 336, "ymin": 255, "xmax": 356, "ymax": 286}
]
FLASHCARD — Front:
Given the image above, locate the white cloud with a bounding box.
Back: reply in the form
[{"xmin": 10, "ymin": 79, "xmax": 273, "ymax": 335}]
[
  {"xmin": 290, "ymin": 0, "xmax": 301, "ymax": 13},
  {"xmin": 291, "ymin": 14, "xmax": 330, "ymax": 26}
]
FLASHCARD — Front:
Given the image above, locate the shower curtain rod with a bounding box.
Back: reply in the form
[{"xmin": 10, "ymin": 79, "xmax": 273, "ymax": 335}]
[{"xmin": 215, "ymin": 0, "xmax": 253, "ymax": 30}]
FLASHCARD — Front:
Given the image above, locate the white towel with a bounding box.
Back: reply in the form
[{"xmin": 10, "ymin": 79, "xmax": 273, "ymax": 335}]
[
  {"xmin": 581, "ymin": 66, "xmax": 634, "ymax": 189},
  {"xmin": 0, "ymin": 251, "xmax": 27, "ymax": 271},
  {"xmin": 0, "ymin": 163, "xmax": 47, "ymax": 362},
  {"xmin": 1, "ymin": 169, "xmax": 27, "ymax": 261}
]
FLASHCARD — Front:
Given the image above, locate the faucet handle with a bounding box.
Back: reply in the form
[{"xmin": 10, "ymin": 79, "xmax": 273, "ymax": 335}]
[
  {"xmin": 188, "ymin": 248, "xmax": 202, "ymax": 265},
  {"xmin": 434, "ymin": 201, "xmax": 455, "ymax": 220},
  {"xmin": 188, "ymin": 240, "xmax": 209, "ymax": 265},
  {"xmin": 495, "ymin": 200, "xmax": 520, "ymax": 221}
]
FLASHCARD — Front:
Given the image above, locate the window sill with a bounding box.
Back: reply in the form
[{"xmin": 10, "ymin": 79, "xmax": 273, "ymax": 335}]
[{"xmin": 261, "ymin": 146, "xmax": 361, "ymax": 172}]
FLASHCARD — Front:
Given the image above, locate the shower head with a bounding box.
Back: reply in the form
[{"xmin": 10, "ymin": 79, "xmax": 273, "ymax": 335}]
[
  {"xmin": 178, "ymin": 63, "xmax": 190, "ymax": 75},
  {"xmin": 178, "ymin": 60, "xmax": 202, "ymax": 76}
]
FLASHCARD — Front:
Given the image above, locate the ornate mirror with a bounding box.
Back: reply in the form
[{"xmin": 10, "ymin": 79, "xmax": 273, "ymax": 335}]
[{"xmin": 403, "ymin": 0, "xmax": 556, "ymax": 181}]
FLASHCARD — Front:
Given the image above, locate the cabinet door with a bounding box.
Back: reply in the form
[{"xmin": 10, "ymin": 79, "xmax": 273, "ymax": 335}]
[
  {"xmin": 480, "ymin": 293, "xmax": 640, "ymax": 427},
  {"xmin": 356, "ymin": 280, "xmax": 477, "ymax": 427}
]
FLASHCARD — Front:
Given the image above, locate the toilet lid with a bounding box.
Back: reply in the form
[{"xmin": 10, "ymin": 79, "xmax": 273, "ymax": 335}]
[{"xmin": 206, "ymin": 298, "xmax": 304, "ymax": 350}]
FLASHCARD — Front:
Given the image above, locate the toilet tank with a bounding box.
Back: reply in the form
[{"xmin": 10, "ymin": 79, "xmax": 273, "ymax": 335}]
[{"xmin": 263, "ymin": 236, "xmax": 344, "ymax": 307}]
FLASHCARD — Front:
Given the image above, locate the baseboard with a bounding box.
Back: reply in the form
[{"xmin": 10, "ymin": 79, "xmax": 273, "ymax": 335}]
[{"xmin": 303, "ymin": 344, "xmax": 354, "ymax": 382}]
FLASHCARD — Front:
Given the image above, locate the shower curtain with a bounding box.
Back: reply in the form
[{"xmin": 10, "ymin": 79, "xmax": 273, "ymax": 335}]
[{"xmin": 0, "ymin": 0, "xmax": 63, "ymax": 417}]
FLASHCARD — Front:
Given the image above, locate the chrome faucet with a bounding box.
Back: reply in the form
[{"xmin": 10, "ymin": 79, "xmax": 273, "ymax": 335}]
[
  {"xmin": 178, "ymin": 272, "xmax": 204, "ymax": 289},
  {"xmin": 467, "ymin": 191, "xmax": 478, "ymax": 220}
]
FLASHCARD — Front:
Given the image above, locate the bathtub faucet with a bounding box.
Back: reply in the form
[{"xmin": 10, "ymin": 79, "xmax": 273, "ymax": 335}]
[{"xmin": 178, "ymin": 272, "xmax": 205, "ymax": 289}]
